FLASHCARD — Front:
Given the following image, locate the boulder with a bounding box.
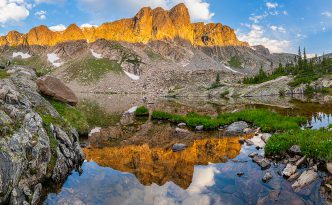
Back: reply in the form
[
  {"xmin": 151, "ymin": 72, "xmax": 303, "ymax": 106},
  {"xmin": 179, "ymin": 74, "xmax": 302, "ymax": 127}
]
[
  {"xmin": 288, "ymin": 145, "xmax": 302, "ymax": 155},
  {"xmin": 327, "ymin": 162, "xmax": 332, "ymax": 174},
  {"xmin": 224, "ymin": 121, "xmax": 249, "ymax": 136},
  {"xmin": 172, "ymin": 143, "xmax": 187, "ymax": 152},
  {"xmin": 177, "ymin": 123, "xmax": 186, "ymax": 127},
  {"xmin": 261, "ymin": 133, "xmax": 272, "ymax": 143},
  {"xmin": 37, "ymin": 75, "xmax": 78, "ymax": 105},
  {"xmin": 195, "ymin": 125, "xmax": 204, "ymax": 131},
  {"xmin": 175, "ymin": 127, "xmax": 190, "ymax": 136},
  {"xmin": 292, "ymin": 169, "xmax": 318, "ymax": 190},
  {"xmin": 283, "ymin": 164, "xmax": 297, "ymax": 177}
]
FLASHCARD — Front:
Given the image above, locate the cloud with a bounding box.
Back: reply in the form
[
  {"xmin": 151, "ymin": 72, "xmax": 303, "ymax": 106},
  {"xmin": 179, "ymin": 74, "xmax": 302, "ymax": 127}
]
[
  {"xmin": 34, "ymin": 0, "xmax": 65, "ymax": 3},
  {"xmin": 322, "ymin": 11, "xmax": 332, "ymax": 17},
  {"xmin": 249, "ymin": 13, "xmax": 268, "ymax": 23},
  {"xmin": 237, "ymin": 24, "xmax": 290, "ymax": 53},
  {"xmin": 0, "ymin": 0, "xmax": 30, "ymax": 24},
  {"xmin": 270, "ymin": 25, "xmax": 286, "ymax": 33},
  {"xmin": 187, "ymin": 166, "xmax": 219, "ymax": 194},
  {"xmin": 77, "ymin": 0, "xmax": 214, "ymax": 21},
  {"xmin": 80, "ymin": 23, "xmax": 98, "ymax": 28},
  {"xmin": 266, "ymin": 2, "xmax": 278, "ymax": 9},
  {"xmin": 35, "ymin": 10, "xmax": 46, "ymax": 20},
  {"xmin": 49, "ymin": 24, "xmax": 66, "ymax": 31}
]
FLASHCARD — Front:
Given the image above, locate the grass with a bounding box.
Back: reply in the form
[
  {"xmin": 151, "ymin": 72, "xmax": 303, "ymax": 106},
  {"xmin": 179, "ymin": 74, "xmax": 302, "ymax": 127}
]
[
  {"xmin": 329, "ymin": 124, "xmax": 332, "ymax": 129},
  {"xmin": 0, "ymin": 70, "xmax": 9, "ymax": 79},
  {"xmin": 265, "ymin": 129, "xmax": 332, "ymax": 161},
  {"xmin": 48, "ymin": 98, "xmax": 89, "ymax": 134},
  {"xmin": 66, "ymin": 57, "xmax": 123, "ymax": 84},
  {"xmin": 77, "ymin": 100, "xmax": 122, "ymax": 128},
  {"xmin": 11, "ymin": 56, "xmax": 52, "ymax": 76},
  {"xmin": 144, "ymin": 48, "xmax": 163, "ymax": 61},
  {"xmin": 228, "ymin": 56, "xmax": 242, "ymax": 68},
  {"xmin": 134, "ymin": 106, "xmax": 149, "ymax": 117},
  {"xmin": 152, "ymin": 109, "xmax": 306, "ymax": 132}
]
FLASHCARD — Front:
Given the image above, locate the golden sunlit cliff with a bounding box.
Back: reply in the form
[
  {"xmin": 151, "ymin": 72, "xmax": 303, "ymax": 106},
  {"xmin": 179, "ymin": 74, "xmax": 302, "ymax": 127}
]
[{"xmin": 0, "ymin": 3, "xmax": 248, "ymax": 47}]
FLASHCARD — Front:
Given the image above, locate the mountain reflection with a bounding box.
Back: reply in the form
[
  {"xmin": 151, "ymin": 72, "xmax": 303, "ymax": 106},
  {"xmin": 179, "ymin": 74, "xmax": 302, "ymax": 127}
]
[{"xmin": 83, "ymin": 136, "xmax": 251, "ymax": 189}]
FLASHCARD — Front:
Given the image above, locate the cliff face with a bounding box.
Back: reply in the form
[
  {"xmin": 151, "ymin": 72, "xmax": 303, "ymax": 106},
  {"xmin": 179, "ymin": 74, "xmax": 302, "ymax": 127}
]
[
  {"xmin": 0, "ymin": 66, "xmax": 84, "ymax": 204},
  {"xmin": 0, "ymin": 3, "xmax": 247, "ymax": 47}
]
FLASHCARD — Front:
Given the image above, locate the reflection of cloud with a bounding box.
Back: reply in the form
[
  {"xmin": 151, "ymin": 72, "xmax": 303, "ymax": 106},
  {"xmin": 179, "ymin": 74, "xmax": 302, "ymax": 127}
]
[{"xmin": 187, "ymin": 166, "xmax": 219, "ymax": 194}]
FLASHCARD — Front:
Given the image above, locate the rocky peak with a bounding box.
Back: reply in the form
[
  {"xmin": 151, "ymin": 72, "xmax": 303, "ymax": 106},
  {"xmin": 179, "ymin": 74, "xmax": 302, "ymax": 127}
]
[{"xmin": 0, "ymin": 4, "xmax": 248, "ymax": 48}]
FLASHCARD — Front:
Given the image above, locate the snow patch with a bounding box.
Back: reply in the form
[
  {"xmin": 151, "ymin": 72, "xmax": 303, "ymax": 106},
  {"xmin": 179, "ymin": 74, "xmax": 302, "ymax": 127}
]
[
  {"xmin": 47, "ymin": 53, "xmax": 63, "ymax": 67},
  {"xmin": 12, "ymin": 52, "xmax": 31, "ymax": 59},
  {"xmin": 126, "ymin": 106, "xmax": 138, "ymax": 114},
  {"xmin": 90, "ymin": 49, "xmax": 102, "ymax": 59},
  {"xmin": 124, "ymin": 70, "xmax": 140, "ymax": 80},
  {"xmin": 223, "ymin": 65, "xmax": 241, "ymax": 74},
  {"xmin": 88, "ymin": 127, "xmax": 102, "ymax": 137}
]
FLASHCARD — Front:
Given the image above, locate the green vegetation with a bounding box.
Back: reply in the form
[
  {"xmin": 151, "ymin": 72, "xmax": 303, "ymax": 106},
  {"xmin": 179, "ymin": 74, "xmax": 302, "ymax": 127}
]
[
  {"xmin": 228, "ymin": 56, "xmax": 242, "ymax": 68},
  {"xmin": 134, "ymin": 106, "xmax": 149, "ymax": 117},
  {"xmin": 152, "ymin": 109, "xmax": 305, "ymax": 132},
  {"xmin": 144, "ymin": 48, "xmax": 163, "ymax": 61},
  {"xmin": 0, "ymin": 70, "xmax": 9, "ymax": 79},
  {"xmin": 77, "ymin": 100, "xmax": 121, "ymax": 128},
  {"xmin": 48, "ymin": 99, "xmax": 89, "ymax": 134},
  {"xmin": 265, "ymin": 129, "xmax": 332, "ymax": 161},
  {"xmin": 208, "ymin": 73, "xmax": 223, "ymax": 90},
  {"xmin": 66, "ymin": 57, "xmax": 123, "ymax": 84},
  {"xmin": 11, "ymin": 56, "xmax": 52, "ymax": 76},
  {"xmin": 243, "ymin": 48, "xmax": 332, "ymax": 88},
  {"xmin": 220, "ymin": 90, "xmax": 230, "ymax": 98},
  {"xmin": 329, "ymin": 124, "xmax": 332, "ymax": 129}
]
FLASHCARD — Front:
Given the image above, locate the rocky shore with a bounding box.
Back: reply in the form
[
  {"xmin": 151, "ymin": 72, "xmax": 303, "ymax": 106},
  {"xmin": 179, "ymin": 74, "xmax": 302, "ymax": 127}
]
[{"xmin": 0, "ymin": 66, "xmax": 84, "ymax": 204}]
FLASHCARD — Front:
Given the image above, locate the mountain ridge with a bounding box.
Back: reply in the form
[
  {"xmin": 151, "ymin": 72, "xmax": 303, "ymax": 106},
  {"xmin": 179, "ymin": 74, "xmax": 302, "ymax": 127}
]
[{"xmin": 0, "ymin": 3, "xmax": 248, "ymax": 48}]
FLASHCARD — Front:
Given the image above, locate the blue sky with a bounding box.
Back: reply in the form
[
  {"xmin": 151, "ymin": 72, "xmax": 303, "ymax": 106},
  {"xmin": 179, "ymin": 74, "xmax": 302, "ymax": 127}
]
[{"xmin": 1, "ymin": 0, "xmax": 332, "ymax": 54}]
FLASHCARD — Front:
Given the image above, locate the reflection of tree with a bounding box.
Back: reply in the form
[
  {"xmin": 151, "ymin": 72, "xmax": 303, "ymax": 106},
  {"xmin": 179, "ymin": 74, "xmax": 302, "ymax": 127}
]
[{"xmin": 84, "ymin": 136, "xmax": 251, "ymax": 189}]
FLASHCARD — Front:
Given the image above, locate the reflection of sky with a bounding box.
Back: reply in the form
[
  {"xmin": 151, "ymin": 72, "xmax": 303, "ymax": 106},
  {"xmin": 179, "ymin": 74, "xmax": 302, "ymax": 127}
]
[
  {"xmin": 45, "ymin": 162, "xmax": 222, "ymax": 205},
  {"xmin": 45, "ymin": 144, "xmax": 324, "ymax": 205},
  {"xmin": 307, "ymin": 113, "xmax": 332, "ymax": 130}
]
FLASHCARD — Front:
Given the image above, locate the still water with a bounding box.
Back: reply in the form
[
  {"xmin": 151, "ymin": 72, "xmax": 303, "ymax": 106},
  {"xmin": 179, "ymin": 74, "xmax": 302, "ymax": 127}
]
[{"xmin": 44, "ymin": 96, "xmax": 332, "ymax": 205}]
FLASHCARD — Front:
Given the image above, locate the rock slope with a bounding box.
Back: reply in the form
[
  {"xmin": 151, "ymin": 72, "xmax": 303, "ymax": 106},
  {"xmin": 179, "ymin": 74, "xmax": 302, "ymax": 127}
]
[
  {"xmin": 0, "ymin": 4, "xmax": 247, "ymax": 47},
  {"xmin": 0, "ymin": 66, "xmax": 84, "ymax": 204}
]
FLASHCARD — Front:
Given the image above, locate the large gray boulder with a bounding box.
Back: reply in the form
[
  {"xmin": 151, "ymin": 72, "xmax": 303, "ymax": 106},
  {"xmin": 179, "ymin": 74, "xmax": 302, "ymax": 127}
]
[
  {"xmin": 224, "ymin": 121, "xmax": 249, "ymax": 136},
  {"xmin": 37, "ymin": 75, "xmax": 78, "ymax": 105},
  {"xmin": 0, "ymin": 66, "xmax": 84, "ymax": 204}
]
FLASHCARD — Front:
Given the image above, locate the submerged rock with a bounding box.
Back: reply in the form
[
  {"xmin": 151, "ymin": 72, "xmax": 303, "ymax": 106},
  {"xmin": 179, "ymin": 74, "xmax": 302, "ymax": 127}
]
[
  {"xmin": 292, "ymin": 169, "xmax": 318, "ymax": 190},
  {"xmin": 262, "ymin": 172, "xmax": 273, "ymax": 182},
  {"xmin": 253, "ymin": 155, "xmax": 271, "ymax": 170},
  {"xmin": 224, "ymin": 121, "xmax": 249, "ymax": 136},
  {"xmin": 172, "ymin": 143, "xmax": 188, "ymax": 152},
  {"xmin": 195, "ymin": 125, "xmax": 204, "ymax": 131},
  {"xmin": 37, "ymin": 75, "xmax": 78, "ymax": 105}
]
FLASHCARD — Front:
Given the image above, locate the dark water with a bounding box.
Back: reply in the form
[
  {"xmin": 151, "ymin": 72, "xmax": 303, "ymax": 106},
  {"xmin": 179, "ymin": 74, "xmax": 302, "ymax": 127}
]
[{"xmin": 44, "ymin": 97, "xmax": 332, "ymax": 205}]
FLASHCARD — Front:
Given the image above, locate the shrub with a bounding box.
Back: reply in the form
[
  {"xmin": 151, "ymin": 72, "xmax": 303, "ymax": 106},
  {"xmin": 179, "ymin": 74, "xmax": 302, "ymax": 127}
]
[
  {"xmin": 228, "ymin": 56, "xmax": 242, "ymax": 68},
  {"xmin": 0, "ymin": 70, "xmax": 9, "ymax": 79},
  {"xmin": 135, "ymin": 106, "xmax": 149, "ymax": 116}
]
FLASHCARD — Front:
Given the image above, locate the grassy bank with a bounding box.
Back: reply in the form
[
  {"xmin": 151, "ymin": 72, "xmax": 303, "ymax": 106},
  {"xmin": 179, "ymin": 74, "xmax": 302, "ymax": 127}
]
[
  {"xmin": 0, "ymin": 70, "xmax": 9, "ymax": 79},
  {"xmin": 265, "ymin": 129, "xmax": 332, "ymax": 161},
  {"xmin": 152, "ymin": 109, "xmax": 305, "ymax": 132}
]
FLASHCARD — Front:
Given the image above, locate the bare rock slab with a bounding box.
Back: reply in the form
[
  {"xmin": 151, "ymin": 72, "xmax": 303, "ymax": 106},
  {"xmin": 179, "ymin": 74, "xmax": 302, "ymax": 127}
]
[
  {"xmin": 37, "ymin": 75, "xmax": 78, "ymax": 105},
  {"xmin": 224, "ymin": 121, "xmax": 249, "ymax": 136},
  {"xmin": 292, "ymin": 169, "xmax": 318, "ymax": 190}
]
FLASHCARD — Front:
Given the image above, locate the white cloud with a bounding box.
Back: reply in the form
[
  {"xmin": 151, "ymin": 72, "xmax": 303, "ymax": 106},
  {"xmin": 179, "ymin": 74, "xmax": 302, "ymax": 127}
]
[
  {"xmin": 77, "ymin": 0, "xmax": 214, "ymax": 21},
  {"xmin": 187, "ymin": 166, "xmax": 219, "ymax": 194},
  {"xmin": 266, "ymin": 2, "xmax": 278, "ymax": 9},
  {"xmin": 0, "ymin": 0, "xmax": 30, "ymax": 23},
  {"xmin": 322, "ymin": 11, "xmax": 332, "ymax": 17},
  {"xmin": 49, "ymin": 24, "xmax": 66, "ymax": 31},
  {"xmin": 80, "ymin": 23, "xmax": 98, "ymax": 28},
  {"xmin": 35, "ymin": 10, "xmax": 46, "ymax": 20},
  {"xmin": 237, "ymin": 24, "xmax": 290, "ymax": 53},
  {"xmin": 34, "ymin": 0, "xmax": 64, "ymax": 3},
  {"xmin": 270, "ymin": 25, "xmax": 286, "ymax": 33},
  {"xmin": 249, "ymin": 13, "xmax": 268, "ymax": 23}
]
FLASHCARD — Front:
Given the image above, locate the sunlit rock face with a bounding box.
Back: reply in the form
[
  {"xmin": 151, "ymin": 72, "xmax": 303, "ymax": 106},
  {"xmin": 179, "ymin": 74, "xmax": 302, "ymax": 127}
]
[
  {"xmin": 0, "ymin": 4, "xmax": 247, "ymax": 47},
  {"xmin": 84, "ymin": 136, "xmax": 251, "ymax": 189}
]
